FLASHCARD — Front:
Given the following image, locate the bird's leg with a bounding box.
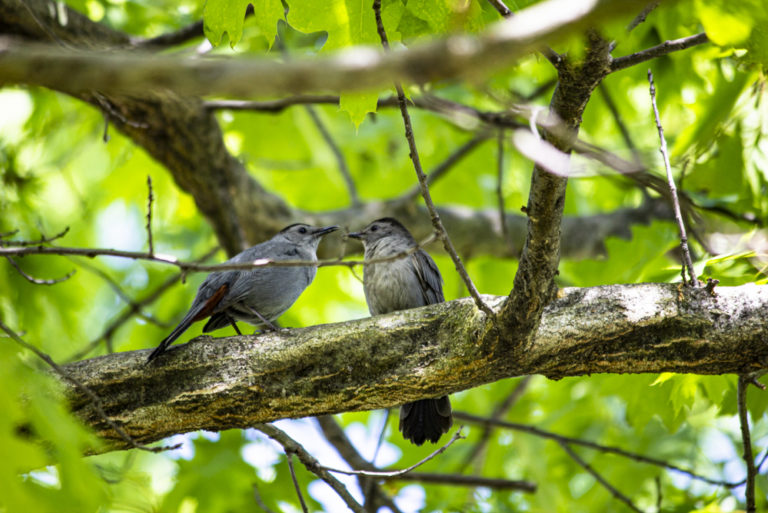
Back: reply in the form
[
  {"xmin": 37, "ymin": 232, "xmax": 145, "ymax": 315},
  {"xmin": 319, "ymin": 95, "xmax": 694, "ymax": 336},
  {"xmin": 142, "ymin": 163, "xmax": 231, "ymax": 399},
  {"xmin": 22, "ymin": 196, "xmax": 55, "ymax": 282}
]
[
  {"xmin": 227, "ymin": 316, "xmax": 242, "ymax": 335},
  {"xmin": 241, "ymin": 304, "xmax": 279, "ymax": 331}
]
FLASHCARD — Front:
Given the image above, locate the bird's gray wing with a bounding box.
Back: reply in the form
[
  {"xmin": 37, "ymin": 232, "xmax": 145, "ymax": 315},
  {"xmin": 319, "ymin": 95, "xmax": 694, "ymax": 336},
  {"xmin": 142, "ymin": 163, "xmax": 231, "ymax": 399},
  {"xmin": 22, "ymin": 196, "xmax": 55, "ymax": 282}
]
[{"xmin": 413, "ymin": 249, "xmax": 444, "ymax": 305}]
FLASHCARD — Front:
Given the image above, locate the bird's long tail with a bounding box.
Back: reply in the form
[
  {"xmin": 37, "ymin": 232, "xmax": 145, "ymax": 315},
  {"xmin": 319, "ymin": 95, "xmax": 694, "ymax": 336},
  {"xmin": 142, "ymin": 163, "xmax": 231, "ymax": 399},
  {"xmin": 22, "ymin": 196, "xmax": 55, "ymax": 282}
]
[
  {"xmin": 146, "ymin": 283, "xmax": 229, "ymax": 362},
  {"xmin": 399, "ymin": 396, "xmax": 452, "ymax": 446}
]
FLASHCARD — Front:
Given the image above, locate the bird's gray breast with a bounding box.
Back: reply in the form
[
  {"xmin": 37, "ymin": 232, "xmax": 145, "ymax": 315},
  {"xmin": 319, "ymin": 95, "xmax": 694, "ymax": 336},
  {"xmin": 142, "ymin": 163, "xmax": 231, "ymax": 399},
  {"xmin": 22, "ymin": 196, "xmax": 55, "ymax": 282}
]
[{"xmin": 363, "ymin": 253, "xmax": 424, "ymax": 315}]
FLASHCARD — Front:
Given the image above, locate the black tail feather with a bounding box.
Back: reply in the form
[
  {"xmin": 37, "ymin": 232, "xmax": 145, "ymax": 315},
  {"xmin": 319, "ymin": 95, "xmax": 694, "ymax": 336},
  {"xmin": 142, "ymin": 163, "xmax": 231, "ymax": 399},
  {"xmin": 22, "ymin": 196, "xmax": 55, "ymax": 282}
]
[
  {"xmin": 146, "ymin": 307, "xmax": 203, "ymax": 363},
  {"xmin": 399, "ymin": 396, "xmax": 452, "ymax": 446}
]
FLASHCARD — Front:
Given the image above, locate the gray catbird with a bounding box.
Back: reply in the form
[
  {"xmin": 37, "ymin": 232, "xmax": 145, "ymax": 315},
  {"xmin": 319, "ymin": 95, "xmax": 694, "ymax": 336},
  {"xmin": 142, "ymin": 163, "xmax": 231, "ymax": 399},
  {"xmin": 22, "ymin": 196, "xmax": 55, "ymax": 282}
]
[
  {"xmin": 349, "ymin": 218, "xmax": 453, "ymax": 445},
  {"xmin": 147, "ymin": 223, "xmax": 338, "ymax": 362}
]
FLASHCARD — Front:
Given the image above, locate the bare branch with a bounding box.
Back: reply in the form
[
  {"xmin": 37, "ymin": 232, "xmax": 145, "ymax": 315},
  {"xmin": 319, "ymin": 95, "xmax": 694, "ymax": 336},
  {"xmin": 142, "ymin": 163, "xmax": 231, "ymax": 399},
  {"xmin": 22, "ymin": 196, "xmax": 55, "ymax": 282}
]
[
  {"xmin": 454, "ymin": 411, "xmax": 744, "ymax": 488},
  {"xmin": 253, "ymin": 485, "xmax": 281, "ymax": 513},
  {"xmin": 0, "ymin": 320, "xmax": 179, "ymax": 454},
  {"xmin": 738, "ymin": 376, "xmax": 758, "ymax": 513},
  {"xmin": 304, "ymin": 106, "xmax": 360, "ymax": 206},
  {"xmin": 648, "ymin": 69, "xmax": 698, "ymax": 286},
  {"xmin": 559, "ymin": 441, "xmax": 644, "ymax": 513},
  {"xmin": 146, "ymin": 175, "xmax": 155, "ymax": 256},
  {"xmin": 373, "ymin": 0, "xmax": 495, "ymax": 320},
  {"xmin": 255, "ymin": 423, "xmax": 365, "ymax": 513},
  {"xmin": 611, "ymin": 33, "xmax": 709, "ymax": 73},
  {"xmin": 457, "ymin": 376, "xmax": 532, "ymax": 472},
  {"xmin": 395, "ymin": 472, "xmax": 535, "ymax": 491},
  {"xmin": 399, "ymin": 134, "xmax": 489, "ymax": 202},
  {"xmin": 134, "ymin": 20, "xmax": 204, "ymax": 49},
  {"xmin": 496, "ymin": 129, "xmax": 510, "ymax": 246},
  {"xmin": 0, "ymin": 226, "xmax": 70, "ymax": 247},
  {"xmin": 286, "ymin": 453, "xmax": 309, "ymax": 513},
  {"xmin": 627, "ymin": 1, "xmax": 660, "ymax": 32},
  {"xmin": 5, "ymin": 256, "xmax": 75, "ymax": 285},
  {"xmin": 0, "ymin": 235, "xmax": 443, "ymax": 273},
  {"xmin": 315, "ymin": 416, "xmax": 403, "ymax": 513},
  {"xmin": 320, "ymin": 428, "xmax": 464, "ymax": 477}
]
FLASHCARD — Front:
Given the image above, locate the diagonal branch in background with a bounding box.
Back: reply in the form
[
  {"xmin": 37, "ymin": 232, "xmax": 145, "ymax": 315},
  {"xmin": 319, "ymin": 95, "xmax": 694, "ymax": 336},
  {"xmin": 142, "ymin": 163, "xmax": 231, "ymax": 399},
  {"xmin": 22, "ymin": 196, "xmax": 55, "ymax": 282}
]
[
  {"xmin": 737, "ymin": 376, "xmax": 758, "ymax": 513},
  {"xmin": 454, "ymin": 411, "xmax": 744, "ymax": 488},
  {"xmin": 559, "ymin": 441, "xmax": 644, "ymax": 513},
  {"xmin": 315, "ymin": 416, "xmax": 403, "ymax": 513},
  {"xmin": 648, "ymin": 69, "xmax": 698, "ymax": 286},
  {"xmin": 56, "ymin": 283, "xmax": 768, "ymax": 454},
  {"xmin": 255, "ymin": 423, "xmax": 365, "ymax": 513},
  {"xmin": 373, "ymin": 0, "xmax": 495, "ymax": 319},
  {"xmin": 304, "ymin": 105, "xmax": 360, "ymax": 206},
  {"xmin": 457, "ymin": 376, "xmax": 532, "ymax": 473}
]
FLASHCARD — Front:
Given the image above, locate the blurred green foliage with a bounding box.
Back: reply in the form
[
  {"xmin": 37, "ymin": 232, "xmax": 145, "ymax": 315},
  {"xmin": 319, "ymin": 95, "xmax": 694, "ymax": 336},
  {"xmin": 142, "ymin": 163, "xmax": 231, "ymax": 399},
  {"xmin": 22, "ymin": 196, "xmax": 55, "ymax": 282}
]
[{"xmin": 1, "ymin": 0, "xmax": 768, "ymax": 512}]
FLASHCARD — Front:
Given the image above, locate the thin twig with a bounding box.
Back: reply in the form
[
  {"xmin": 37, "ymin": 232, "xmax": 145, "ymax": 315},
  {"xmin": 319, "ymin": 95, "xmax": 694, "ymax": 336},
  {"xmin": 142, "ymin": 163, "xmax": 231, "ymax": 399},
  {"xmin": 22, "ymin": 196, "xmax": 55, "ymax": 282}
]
[
  {"xmin": 373, "ymin": 0, "xmax": 495, "ymax": 320},
  {"xmin": 655, "ymin": 475, "xmax": 662, "ymax": 513},
  {"xmin": 399, "ymin": 134, "xmax": 489, "ymax": 202},
  {"xmin": 253, "ymin": 484, "xmax": 281, "ymax": 513},
  {"xmin": 0, "ymin": 229, "xmax": 19, "ymax": 238},
  {"xmin": 0, "ymin": 226, "xmax": 69, "ymax": 247},
  {"xmin": 320, "ymin": 427, "xmax": 464, "ymax": 477},
  {"xmin": 559, "ymin": 441, "xmax": 643, "ymax": 513},
  {"xmin": 611, "ymin": 33, "xmax": 709, "ymax": 73},
  {"xmin": 496, "ymin": 129, "xmax": 510, "ymax": 246},
  {"xmin": 627, "ymin": 1, "xmax": 660, "ymax": 32},
  {"xmin": 458, "ymin": 376, "xmax": 532, "ymax": 472},
  {"xmin": 146, "ymin": 175, "xmax": 155, "ymax": 256},
  {"xmin": 738, "ymin": 376, "xmax": 757, "ymax": 513},
  {"xmin": 135, "ymin": 20, "xmax": 204, "ymax": 48},
  {"xmin": 314, "ymin": 415, "xmax": 403, "ymax": 513},
  {"xmin": 5, "ymin": 256, "xmax": 75, "ymax": 285},
  {"xmin": 286, "ymin": 453, "xmax": 309, "ymax": 513},
  {"xmin": 453, "ymin": 411, "xmax": 743, "ymax": 488},
  {"xmin": 599, "ymin": 82, "xmax": 641, "ymax": 166},
  {"xmin": 255, "ymin": 423, "xmax": 365, "ymax": 513},
  {"xmin": 205, "ymin": 95, "xmax": 341, "ymax": 112},
  {"xmin": 394, "ymin": 472, "xmax": 536, "ymax": 492},
  {"xmin": 304, "ymin": 105, "xmax": 360, "ymax": 206},
  {"xmin": 0, "ymin": 233, "xmax": 439, "ymax": 273},
  {"xmin": 648, "ymin": 69, "xmax": 698, "ymax": 287},
  {"xmin": 0, "ymin": 320, "xmax": 179, "ymax": 453}
]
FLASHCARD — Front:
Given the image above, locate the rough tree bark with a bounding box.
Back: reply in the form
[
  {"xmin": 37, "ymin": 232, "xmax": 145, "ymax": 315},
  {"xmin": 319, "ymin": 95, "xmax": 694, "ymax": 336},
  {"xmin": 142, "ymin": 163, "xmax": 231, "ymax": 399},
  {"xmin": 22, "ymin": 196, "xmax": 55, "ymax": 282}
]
[{"xmin": 63, "ymin": 283, "xmax": 768, "ymax": 453}]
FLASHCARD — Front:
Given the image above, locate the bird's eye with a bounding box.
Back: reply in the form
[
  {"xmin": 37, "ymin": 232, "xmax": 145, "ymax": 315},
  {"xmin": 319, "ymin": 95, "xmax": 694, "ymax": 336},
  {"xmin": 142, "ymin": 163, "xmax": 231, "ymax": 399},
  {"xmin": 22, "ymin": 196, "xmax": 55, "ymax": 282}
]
[
  {"xmin": 298, "ymin": 226, "xmax": 308, "ymax": 234},
  {"xmin": 370, "ymin": 225, "xmax": 378, "ymax": 232}
]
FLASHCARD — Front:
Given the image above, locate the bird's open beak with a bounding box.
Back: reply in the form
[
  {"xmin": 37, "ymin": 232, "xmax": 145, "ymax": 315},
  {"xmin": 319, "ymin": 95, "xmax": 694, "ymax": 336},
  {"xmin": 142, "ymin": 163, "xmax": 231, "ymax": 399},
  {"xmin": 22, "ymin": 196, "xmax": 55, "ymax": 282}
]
[
  {"xmin": 347, "ymin": 231, "xmax": 362, "ymax": 240},
  {"xmin": 313, "ymin": 225, "xmax": 339, "ymax": 237}
]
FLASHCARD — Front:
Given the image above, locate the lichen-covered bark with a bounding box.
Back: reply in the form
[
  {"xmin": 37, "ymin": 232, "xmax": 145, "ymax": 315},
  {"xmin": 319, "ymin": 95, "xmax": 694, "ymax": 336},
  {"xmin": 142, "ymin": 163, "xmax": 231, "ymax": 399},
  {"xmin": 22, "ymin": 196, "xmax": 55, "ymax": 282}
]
[{"xmin": 61, "ymin": 283, "xmax": 768, "ymax": 453}]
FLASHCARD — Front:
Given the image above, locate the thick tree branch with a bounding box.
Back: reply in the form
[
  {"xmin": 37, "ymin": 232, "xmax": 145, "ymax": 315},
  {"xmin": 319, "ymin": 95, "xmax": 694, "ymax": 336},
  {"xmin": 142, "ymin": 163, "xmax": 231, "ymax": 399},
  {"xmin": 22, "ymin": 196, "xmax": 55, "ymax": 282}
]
[
  {"xmin": 500, "ymin": 33, "xmax": 612, "ymax": 350},
  {"xmin": 54, "ymin": 283, "xmax": 768, "ymax": 454},
  {"xmin": 0, "ymin": 0, "xmax": 649, "ymax": 98}
]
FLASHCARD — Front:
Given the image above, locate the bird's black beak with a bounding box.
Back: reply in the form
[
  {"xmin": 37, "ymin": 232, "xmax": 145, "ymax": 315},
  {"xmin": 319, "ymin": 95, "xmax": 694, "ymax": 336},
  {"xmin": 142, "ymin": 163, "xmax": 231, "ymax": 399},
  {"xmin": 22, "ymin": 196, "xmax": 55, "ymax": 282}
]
[
  {"xmin": 313, "ymin": 225, "xmax": 339, "ymax": 237},
  {"xmin": 347, "ymin": 231, "xmax": 363, "ymax": 240}
]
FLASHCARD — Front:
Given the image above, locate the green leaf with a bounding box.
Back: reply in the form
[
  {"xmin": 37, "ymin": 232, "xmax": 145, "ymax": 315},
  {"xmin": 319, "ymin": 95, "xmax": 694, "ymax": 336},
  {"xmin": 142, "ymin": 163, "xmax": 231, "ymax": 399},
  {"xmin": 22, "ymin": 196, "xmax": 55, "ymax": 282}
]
[
  {"xmin": 204, "ymin": 0, "xmax": 284, "ymax": 48},
  {"xmin": 287, "ymin": 0, "xmax": 404, "ymax": 125},
  {"xmin": 339, "ymin": 91, "xmax": 379, "ymax": 128},
  {"xmin": 696, "ymin": 2, "xmax": 754, "ymax": 46}
]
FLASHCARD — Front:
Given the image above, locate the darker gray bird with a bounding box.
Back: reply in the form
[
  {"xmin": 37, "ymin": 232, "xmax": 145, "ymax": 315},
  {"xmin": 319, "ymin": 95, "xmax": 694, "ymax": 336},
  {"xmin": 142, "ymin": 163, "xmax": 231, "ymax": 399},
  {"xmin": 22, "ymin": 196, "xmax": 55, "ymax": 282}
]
[
  {"xmin": 147, "ymin": 223, "xmax": 338, "ymax": 362},
  {"xmin": 349, "ymin": 218, "xmax": 452, "ymax": 445}
]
